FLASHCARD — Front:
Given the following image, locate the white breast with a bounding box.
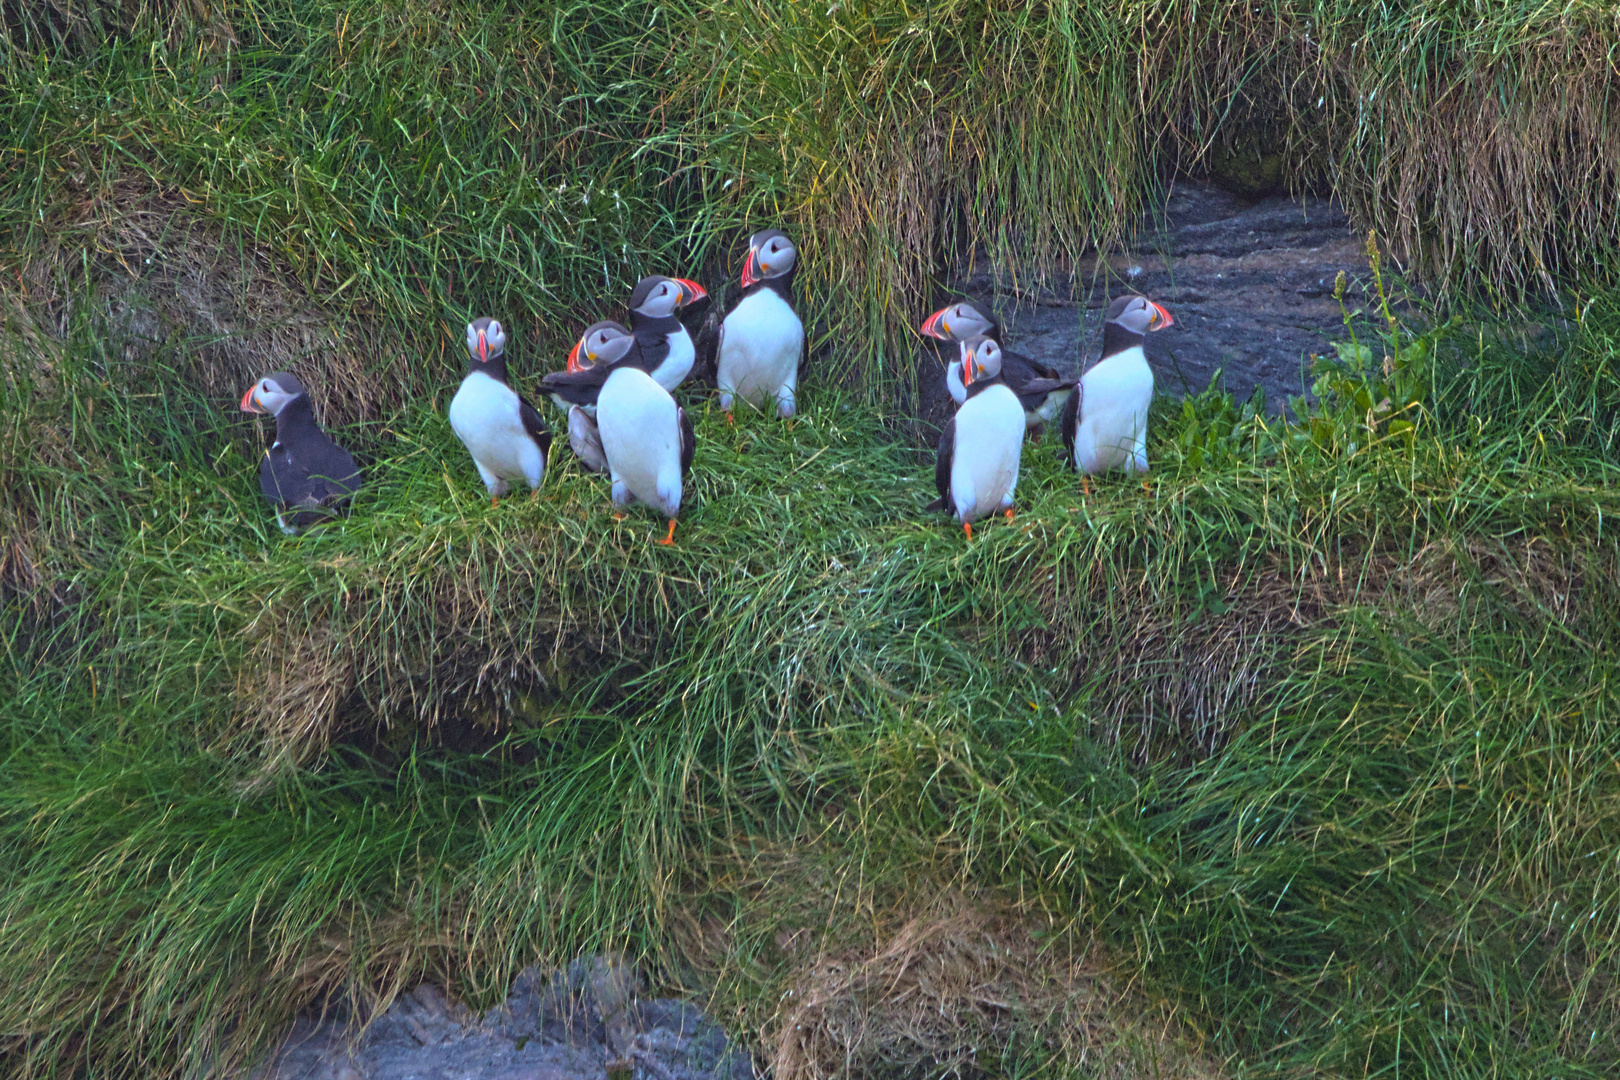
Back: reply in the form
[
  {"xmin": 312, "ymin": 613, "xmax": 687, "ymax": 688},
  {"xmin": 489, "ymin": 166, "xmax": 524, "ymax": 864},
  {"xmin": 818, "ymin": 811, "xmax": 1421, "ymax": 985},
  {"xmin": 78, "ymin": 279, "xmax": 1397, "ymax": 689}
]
[
  {"xmin": 717, "ymin": 289, "xmax": 802, "ymax": 407},
  {"xmin": 1074, "ymin": 346, "xmax": 1154, "ymax": 472},
  {"xmin": 449, "ymin": 371, "xmax": 543, "ymax": 483},
  {"xmin": 597, "ymin": 367, "xmax": 683, "ymax": 516},
  {"xmin": 655, "ymin": 328, "xmax": 696, "ymax": 392},
  {"xmin": 943, "ymin": 345, "xmax": 967, "ymax": 406},
  {"xmin": 950, "ymin": 385, "xmax": 1025, "ymax": 523}
]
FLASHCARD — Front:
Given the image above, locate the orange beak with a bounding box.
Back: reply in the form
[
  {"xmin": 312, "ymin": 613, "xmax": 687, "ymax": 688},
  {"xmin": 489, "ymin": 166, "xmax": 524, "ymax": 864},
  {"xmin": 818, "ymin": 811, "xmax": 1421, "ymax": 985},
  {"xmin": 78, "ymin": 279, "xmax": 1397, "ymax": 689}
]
[
  {"xmin": 740, "ymin": 249, "xmax": 759, "ymax": 288},
  {"xmin": 240, "ymin": 386, "xmax": 264, "ymax": 413},
  {"xmin": 961, "ymin": 358, "xmax": 976, "ymax": 387},
  {"xmin": 918, "ymin": 307, "xmax": 952, "ymax": 340},
  {"xmin": 673, "ymin": 278, "xmax": 707, "ymax": 305},
  {"xmin": 1149, "ymin": 301, "xmax": 1174, "ymax": 331},
  {"xmin": 566, "ymin": 337, "xmax": 585, "ymax": 373}
]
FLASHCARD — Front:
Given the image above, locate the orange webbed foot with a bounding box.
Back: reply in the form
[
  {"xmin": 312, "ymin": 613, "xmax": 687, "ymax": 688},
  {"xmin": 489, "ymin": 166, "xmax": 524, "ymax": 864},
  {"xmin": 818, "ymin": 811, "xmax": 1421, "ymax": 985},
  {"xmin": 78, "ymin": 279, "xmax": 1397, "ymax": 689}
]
[
  {"xmin": 657, "ymin": 519, "xmax": 677, "ymax": 546},
  {"xmin": 724, "ymin": 411, "xmax": 735, "ymax": 427},
  {"xmin": 1004, "ymin": 508, "xmax": 1015, "ymax": 521},
  {"xmin": 1080, "ymin": 475, "xmax": 1091, "ymax": 497},
  {"xmin": 962, "ymin": 522, "xmax": 974, "ymax": 541},
  {"xmin": 491, "ymin": 495, "xmax": 500, "ymax": 508}
]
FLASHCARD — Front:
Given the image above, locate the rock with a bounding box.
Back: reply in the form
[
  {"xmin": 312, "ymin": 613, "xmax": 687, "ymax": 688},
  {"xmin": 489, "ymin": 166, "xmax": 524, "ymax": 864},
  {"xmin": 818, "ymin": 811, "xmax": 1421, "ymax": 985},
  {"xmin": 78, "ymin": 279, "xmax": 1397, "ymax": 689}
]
[
  {"xmin": 246, "ymin": 956, "xmax": 753, "ymax": 1080},
  {"xmin": 917, "ymin": 180, "xmax": 1373, "ymax": 432}
]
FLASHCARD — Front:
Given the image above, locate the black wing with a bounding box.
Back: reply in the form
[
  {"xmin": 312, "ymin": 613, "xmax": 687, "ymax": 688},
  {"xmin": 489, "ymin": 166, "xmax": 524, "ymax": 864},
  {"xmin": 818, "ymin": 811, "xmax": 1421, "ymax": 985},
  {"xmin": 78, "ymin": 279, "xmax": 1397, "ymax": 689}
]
[
  {"xmin": 1059, "ymin": 379, "xmax": 1081, "ymax": 471},
  {"xmin": 1013, "ymin": 376, "xmax": 1072, "ymax": 415},
  {"xmin": 932, "ymin": 417, "xmax": 956, "ymax": 515},
  {"xmin": 517, "ymin": 394, "xmax": 553, "ymax": 464},
  {"xmin": 678, "ymin": 406, "xmax": 696, "ymax": 477},
  {"xmin": 538, "ymin": 364, "xmax": 614, "ymax": 407},
  {"xmin": 694, "ymin": 299, "xmax": 724, "ymax": 383},
  {"xmin": 1003, "ymin": 348, "xmax": 1061, "ymax": 386},
  {"xmin": 264, "ymin": 433, "xmax": 361, "ymax": 505}
]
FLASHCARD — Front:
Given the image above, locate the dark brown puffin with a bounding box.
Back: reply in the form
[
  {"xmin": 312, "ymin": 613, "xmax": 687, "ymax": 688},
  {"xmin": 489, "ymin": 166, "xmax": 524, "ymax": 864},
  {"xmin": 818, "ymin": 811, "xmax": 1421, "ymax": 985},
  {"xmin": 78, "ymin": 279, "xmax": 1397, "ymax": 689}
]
[
  {"xmin": 918, "ymin": 299, "xmax": 1071, "ymax": 439},
  {"xmin": 239, "ymin": 372, "xmax": 362, "ymax": 535}
]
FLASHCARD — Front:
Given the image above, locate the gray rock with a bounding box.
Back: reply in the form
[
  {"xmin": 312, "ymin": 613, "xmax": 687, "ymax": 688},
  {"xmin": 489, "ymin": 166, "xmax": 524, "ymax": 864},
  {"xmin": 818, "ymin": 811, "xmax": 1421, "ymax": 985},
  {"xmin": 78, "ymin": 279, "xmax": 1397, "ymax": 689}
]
[
  {"xmin": 916, "ymin": 180, "xmax": 1374, "ymax": 430},
  {"xmin": 246, "ymin": 957, "xmax": 753, "ymax": 1080}
]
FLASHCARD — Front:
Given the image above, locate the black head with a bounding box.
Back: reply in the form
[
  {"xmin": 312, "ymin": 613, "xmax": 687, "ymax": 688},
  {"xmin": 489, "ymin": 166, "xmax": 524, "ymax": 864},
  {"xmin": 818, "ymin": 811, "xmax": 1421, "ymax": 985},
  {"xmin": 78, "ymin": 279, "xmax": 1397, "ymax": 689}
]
[
  {"xmin": 960, "ymin": 335, "xmax": 1005, "ymax": 387},
  {"xmin": 239, "ymin": 372, "xmax": 309, "ymax": 417},
  {"xmin": 919, "ymin": 299, "xmax": 998, "ymax": 344},
  {"xmin": 741, "ymin": 228, "xmax": 797, "ymax": 288},
  {"xmin": 1104, "ymin": 295, "xmax": 1174, "ymax": 335},
  {"xmin": 567, "ymin": 319, "xmax": 637, "ymax": 372},
  {"xmin": 628, "ymin": 275, "xmax": 707, "ymax": 319},
  {"xmin": 466, "ymin": 317, "xmax": 509, "ymax": 364}
]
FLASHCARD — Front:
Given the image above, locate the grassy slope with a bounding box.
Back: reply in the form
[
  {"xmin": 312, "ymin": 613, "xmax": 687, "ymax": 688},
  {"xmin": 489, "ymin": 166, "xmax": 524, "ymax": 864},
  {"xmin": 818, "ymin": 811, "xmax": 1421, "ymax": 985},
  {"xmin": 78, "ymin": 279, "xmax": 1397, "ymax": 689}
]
[{"xmin": 3, "ymin": 2, "xmax": 1620, "ymax": 1078}]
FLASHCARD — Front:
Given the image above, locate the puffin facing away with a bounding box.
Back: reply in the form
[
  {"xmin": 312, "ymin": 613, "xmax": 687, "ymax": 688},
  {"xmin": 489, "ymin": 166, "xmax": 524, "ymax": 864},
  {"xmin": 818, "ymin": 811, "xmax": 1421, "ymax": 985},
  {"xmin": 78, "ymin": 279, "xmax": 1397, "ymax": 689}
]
[
  {"xmin": 716, "ymin": 228, "xmax": 804, "ymax": 420},
  {"xmin": 239, "ymin": 372, "xmax": 362, "ymax": 535},
  {"xmin": 610, "ymin": 274, "xmax": 707, "ymax": 393},
  {"xmin": 918, "ymin": 299, "xmax": 1071, "ymax": 438},
  {"xmin": 1060, "ymin": 294, "xmax": 1173, "ymax": 482},
  {"xmin": 931, "ymin": 337, "xmax": 1025, "ymax": 540},
  {"xmin": 448, "ymin": 317, "xmax": 552, "ymax": 505}
]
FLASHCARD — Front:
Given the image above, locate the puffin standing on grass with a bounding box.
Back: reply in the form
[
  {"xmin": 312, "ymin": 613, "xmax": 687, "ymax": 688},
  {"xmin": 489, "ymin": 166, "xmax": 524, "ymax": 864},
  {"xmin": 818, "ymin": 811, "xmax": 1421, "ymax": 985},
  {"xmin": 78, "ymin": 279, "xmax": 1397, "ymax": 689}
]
[
  {"xmin": 557, "ymin": 275, "xmax": 705, "ymax": 472},
  {"xmin": 620, "ymin": 274, "xmax": 707, "ymax": 391},
  {"xmin": 541, "ymin": 322, "xmax": 696, "ymax": 546},
  {"xmin": 929, "ymin": 336, "xmax": 1025, "ymax": 541},
  {"xmin": 918, "ymin": 299, "xmax": 1071, "ymax": 438},
  {"xmin": 1060, "ymin": 294, "xmax": 1173, "ymax": 490},
  {"xmin": 715, "ymin": 228, "xmax": 804, "ymax": 421},
  {"xmin": 448, "ymin": 316, "xmax": 552, "ymax": 505},
  {"xmin": 239, "ymin": 372, "xmax": 362, "ymax": 535}
]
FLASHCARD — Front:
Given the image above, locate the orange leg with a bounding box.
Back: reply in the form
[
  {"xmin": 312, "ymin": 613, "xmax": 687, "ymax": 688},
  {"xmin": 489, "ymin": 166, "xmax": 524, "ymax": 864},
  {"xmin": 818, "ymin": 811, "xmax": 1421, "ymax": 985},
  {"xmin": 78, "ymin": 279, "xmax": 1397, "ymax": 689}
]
[
  {"xmin": 962, "ymin": 521, "xmax": 974, "ymax": 541},
  {"xmin": 725, "ymin": 411, "xmax": 735, "ymax": 427},
  {"xmin": 1142, "ymin": 477, "xmax": 1153, "ymax": 495},
  {"xmin": 491, "ymin": 495, "xmax": 500, "ymax": 508},
  {"xmin": 1080, "ymin": 475, "xmax": 1091, "ymax": 497},
  {"xmin": 611, "ymin": 512, "xmax": 628, "ymax": 522},
  {"xmin": 1004, "ymin": 508, "xmax": 1015, "ymax": 521},
  {"xmin": 657, "ymin": 519, "xmax": 678, "ymax": 546}
]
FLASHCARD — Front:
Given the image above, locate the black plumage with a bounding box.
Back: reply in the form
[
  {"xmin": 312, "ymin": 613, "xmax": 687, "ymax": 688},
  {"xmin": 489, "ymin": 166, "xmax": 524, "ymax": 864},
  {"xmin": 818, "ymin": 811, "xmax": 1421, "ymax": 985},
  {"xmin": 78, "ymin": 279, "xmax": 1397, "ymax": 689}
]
[{"xmin": 241, "ymin": 373, "xmax": 362, "ymax": 534}]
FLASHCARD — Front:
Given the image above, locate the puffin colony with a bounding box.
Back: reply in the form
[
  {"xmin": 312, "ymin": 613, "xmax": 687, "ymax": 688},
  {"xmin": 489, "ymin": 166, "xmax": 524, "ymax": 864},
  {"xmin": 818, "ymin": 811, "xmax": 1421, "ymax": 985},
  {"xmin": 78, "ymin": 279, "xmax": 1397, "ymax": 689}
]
[{"xmin": 240, "ymin": 227, "xmax": 1174, "ymax": 543}]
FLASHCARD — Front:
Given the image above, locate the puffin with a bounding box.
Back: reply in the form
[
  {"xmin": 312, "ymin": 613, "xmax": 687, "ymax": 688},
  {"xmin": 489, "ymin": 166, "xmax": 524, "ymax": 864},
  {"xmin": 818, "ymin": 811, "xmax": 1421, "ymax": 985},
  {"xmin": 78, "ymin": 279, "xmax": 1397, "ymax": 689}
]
[
  {"xmin": 929, "ymin": 336, "xmax": 1025, "ymax": 540},
  {"xmin": 918, "ymin": 299, "xmax": 1072, "ymax": 438},
  {"xmin": 611, "ymin": 274, "xmax": 707, "ymax": 392},
  {"xmin": 552, "ymin": 275, "xmax": 705, "ymax": 471},
  {"xmin": 542, "ymin": 321, "xmax": 695, "ymax": 545},
  {"xmin": 548, "ymin": 320, "xmax": 642, "ymax": 474},
  {"xmin": 715, "ymin": 228, "xmax": 804, "ymax": 420},
  {"xmin": 1059, "ymin": 294, "xmax": 1174, "ymax": 486},
  {"xmin": 448, "ymin": 316, "xmax": 553, "ymax": 505},
  {"xmin": 239, "ymin": 372, "xmax": 362, "ymax": 535}
]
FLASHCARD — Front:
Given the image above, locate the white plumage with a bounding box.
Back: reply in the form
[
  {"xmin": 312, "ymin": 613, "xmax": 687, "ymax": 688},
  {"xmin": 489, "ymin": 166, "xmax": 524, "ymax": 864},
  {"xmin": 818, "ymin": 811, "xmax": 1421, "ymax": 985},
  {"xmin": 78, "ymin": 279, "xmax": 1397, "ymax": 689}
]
[
  {"xmin": 449, "ymin": 370, "xmax": 545, "ymax": 496},
  {"xmin": 717, "ymin": 288, "xmax": 803, "ymax": 418},
  {"xmin": 949, "ymin": 384, "xmax": 1025, "ymax": 524},
  {"xmin": 656, "ymin": 330, "xmax": 695, "ymax": 393},
  {"xmin": 1070, "ymin": 344, "xmax": 1153, "ymax": 473},
  {"xmin": 598, "ymin": 367, "xmax": 684, "ymax": 517}
]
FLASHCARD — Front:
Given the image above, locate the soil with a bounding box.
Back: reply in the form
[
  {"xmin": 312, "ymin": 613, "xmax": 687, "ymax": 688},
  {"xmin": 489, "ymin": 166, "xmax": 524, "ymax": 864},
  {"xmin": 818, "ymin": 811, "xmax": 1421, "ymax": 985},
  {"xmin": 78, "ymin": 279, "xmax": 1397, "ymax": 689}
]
[
  {"xmin": 913, "ymin": 181, "xmax": 1370, "ymax": 431},
  {"xmin": 249, "ymin": 957, "xmax": 753, "ymax": 1080}
]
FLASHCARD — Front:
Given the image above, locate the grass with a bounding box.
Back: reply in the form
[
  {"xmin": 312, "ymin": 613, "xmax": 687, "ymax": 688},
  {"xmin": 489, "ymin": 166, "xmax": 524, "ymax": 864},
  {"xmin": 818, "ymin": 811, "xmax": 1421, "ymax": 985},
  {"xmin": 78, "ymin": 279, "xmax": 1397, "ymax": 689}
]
[
  {"xmin": 3, "ymin": 2, "xmax": 1620, "ymax": 1078},
  {"xmin": 3, "ymin": 279, "xmax": 1620, "ymax": 1077}
]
